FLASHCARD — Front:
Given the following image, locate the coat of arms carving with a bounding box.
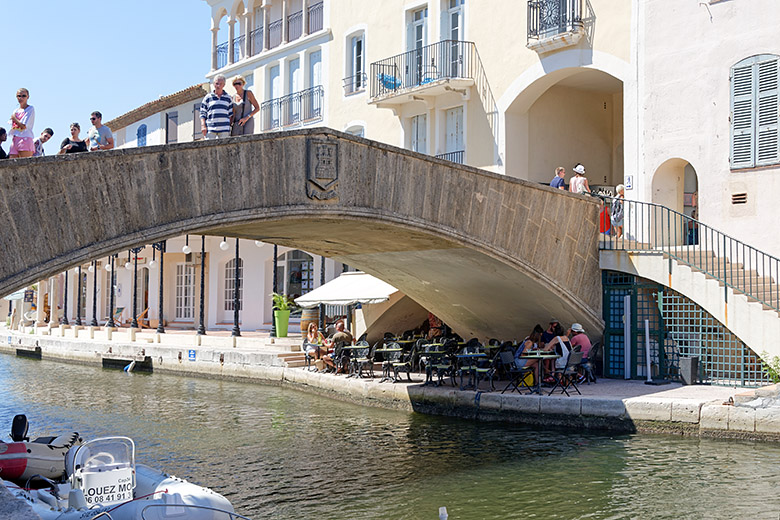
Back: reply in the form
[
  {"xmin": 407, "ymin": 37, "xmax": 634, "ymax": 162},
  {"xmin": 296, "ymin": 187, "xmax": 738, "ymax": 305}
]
[{"xmin": 306, "ymin": 140, "xmax": 338, "ymax": 200}]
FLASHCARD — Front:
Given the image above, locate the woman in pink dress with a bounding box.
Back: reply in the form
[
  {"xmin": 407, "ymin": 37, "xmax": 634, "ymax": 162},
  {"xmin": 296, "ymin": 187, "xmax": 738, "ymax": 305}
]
[{"xmin": 8, "ymin": 88, "xmax": 35, "ymax": 158}]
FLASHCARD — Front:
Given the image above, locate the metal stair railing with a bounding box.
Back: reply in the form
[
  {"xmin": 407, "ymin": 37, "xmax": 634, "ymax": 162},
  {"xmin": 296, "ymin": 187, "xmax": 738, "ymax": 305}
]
[{"xmin": 598, "ymin": 195, "xmax": 780, "ymax": 313}]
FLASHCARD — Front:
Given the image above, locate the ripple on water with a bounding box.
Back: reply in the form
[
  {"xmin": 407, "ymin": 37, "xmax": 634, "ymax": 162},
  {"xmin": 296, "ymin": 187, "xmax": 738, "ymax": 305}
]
[{"xmin": 2, "ymin": 355, "xmax": 780, "ymax": 519}]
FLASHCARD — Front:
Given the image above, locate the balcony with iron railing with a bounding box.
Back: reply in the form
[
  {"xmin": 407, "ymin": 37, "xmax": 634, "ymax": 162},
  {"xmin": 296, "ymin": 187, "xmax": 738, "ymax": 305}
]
[
  {"xmin": 213, "ymin": 2, "xmax": 324, "ymax": 70},
  {"xmin": 342, "ymin": 72, "xmax": 367, "ymax": 96},
  {"xmin": 370, "ymin": 40, "xmax": 498, "ymax": 147},
  {"xmin": 527, "ymin": 0, "xmax": 584, "ymax": 52},
  {"xmin": 260, "ymin": 86, "xmax": 324, "ymax": 131}
]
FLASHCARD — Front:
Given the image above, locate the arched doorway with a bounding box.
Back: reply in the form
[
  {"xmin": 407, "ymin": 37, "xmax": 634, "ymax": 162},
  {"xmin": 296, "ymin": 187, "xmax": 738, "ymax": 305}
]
[
  {"xmin": 500, "ymin": 51, "xmax": 627, "ymax": 190},
  {"xmin": 651, "ymin": 158, "xmax": 698, "ymax": 245}
]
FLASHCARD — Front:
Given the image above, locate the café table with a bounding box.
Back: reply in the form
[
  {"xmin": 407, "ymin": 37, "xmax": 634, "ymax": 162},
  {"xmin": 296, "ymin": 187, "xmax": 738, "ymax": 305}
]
[
  {"xmin": 341, "ymin": 345, "xmax": 368, "ymax": 378},
  {"xmin": 375, "ymin": 348, "xmax": 403, "ymax": 382},
  {"xmin": 519, "ymin": 351, "xmax": 560, "ymax": 395},
  {"xmin": 455, "ymin": 352, "xmax": 487, "ymax": 390}
]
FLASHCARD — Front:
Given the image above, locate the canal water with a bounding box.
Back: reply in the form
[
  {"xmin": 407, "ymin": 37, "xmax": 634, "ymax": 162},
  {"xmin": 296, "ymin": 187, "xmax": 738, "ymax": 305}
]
[{"xmin": 1, "ymin": 354, "xmax": 779, "ymax": 520}]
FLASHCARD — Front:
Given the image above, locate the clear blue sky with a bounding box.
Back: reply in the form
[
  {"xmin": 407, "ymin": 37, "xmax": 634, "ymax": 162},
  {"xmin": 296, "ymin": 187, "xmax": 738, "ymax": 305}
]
[{"xmin": 0, "ymin": 1, "xmax": 212, "ymax": 148}]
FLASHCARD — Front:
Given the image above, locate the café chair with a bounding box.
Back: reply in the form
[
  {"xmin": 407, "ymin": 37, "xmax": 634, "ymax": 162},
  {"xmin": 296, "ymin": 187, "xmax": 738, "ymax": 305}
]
[
  {"xmin": 499, "ymin": 351, "xmax": 535, "ymax": 394},
  {"xmin": 548, "ymin": 351, "xmax": 584, "ymax": 396},
  {"xmin": 391, "ymin": 344, "xmax": 418, "ymax": 383}
]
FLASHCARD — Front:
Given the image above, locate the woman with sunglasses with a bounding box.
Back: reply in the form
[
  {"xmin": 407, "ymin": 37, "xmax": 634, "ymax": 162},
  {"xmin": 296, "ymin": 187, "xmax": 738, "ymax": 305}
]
[
  {"xmin": 230, "ymin": 75, "xmax": 259, "ymax": 136},
  {"xmin": 57, "ymin": 122, "xmax": 88, "ymax": 154},
  {"xmin": 8, "ymin": 88, "xmax": 35, "ymax": 158}
]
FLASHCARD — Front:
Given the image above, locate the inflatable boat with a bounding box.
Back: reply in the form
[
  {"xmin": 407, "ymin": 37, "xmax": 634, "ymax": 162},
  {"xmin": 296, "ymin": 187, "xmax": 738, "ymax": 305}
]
[
  {"xmin": 2, "ymin": 432, "xmax": 250, "ymax": 519},
  {"xmin": 0, "ymin": 414, "xmax": 82, "ymax": 481}
]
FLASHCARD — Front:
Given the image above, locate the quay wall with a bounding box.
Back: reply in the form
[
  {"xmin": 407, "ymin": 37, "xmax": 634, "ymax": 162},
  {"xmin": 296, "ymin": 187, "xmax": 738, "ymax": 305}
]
[{"xmin": 4, "ymin": 332, "xmax": 780, "ymax": 442}]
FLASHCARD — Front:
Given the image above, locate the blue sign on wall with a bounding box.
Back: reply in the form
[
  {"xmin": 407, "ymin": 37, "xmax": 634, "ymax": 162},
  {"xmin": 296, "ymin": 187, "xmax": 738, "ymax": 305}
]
[{"xmin": 188, "ymin": 349, "xmax": 196, "ymax": 361}]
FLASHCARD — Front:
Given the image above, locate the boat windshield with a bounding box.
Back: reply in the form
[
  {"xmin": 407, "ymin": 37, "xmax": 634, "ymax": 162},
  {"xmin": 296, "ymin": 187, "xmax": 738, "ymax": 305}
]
[{"xmin": 74, "ymin": 437, "xmax": 135, "ymax": 472}]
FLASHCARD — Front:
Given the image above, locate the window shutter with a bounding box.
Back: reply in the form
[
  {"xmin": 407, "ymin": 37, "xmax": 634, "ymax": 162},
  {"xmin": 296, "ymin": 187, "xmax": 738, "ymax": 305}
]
[
  {"xmin": 756, "ymin": 58, "xmax": 779, "ymax": 166},
  {"xmin": 731, "ymin": 63, "xmax": 755, "ymax": 168}
]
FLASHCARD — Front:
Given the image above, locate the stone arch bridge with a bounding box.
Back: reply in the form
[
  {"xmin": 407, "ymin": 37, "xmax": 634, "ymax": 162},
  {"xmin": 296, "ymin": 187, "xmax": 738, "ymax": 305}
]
[{"xmin": 0, "ymin": 129, "xmax": 602, "ymax": 339}]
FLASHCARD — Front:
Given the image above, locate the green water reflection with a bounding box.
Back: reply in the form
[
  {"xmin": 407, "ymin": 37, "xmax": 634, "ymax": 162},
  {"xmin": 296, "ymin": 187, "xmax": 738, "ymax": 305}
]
[{"xmin": 1, "ymin": 355, "xmax": 779, "ymax": 519}]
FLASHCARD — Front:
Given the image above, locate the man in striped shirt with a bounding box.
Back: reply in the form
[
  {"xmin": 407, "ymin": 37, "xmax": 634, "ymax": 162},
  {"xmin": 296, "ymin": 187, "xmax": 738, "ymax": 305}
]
[{"xmin": 200, "ymin": 75, "xmax": 233, "ymax": 139}]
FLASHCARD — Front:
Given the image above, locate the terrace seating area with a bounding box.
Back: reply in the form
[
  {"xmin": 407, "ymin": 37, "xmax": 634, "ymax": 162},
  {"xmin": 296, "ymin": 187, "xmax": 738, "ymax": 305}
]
[{"xmin": 301, "ymin": 329, "xmax": 603, "ymax": 397}]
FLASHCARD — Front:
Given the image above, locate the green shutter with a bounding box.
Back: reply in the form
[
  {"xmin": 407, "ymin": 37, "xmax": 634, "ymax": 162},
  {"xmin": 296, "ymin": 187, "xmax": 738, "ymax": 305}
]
[
  {"xmin": 756, "ymin": 58, "xmax": 779, "ymax": 166},
  {"xmin": 731, "ymin": 62, "xmax": 755, "ymax": 168}
]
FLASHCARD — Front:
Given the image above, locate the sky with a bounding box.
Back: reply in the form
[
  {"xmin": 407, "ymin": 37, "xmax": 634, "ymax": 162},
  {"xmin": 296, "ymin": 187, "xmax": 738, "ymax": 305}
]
[{"xmin": 0, "ymin": 1, "xmax": 212, "ymax": 149}]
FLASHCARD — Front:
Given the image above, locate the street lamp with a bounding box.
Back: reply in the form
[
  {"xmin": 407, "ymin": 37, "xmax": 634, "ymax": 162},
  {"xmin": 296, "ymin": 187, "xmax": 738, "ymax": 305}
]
[
  {"xmin": 220, "ymin": 237, "xmax": 229, "ymax": 251},
  {"xmin": 107, "ymin": 255, "xmax": 117, "ymax": 328},
  {"xmin": 270, "ymin": 244, "xmax": 278, "ymax": 338},
  {"xmin": 130, "ymin": 246, "xmax": 145, "ymax": 329},
  {"xmin": 61, "ymin": 269, "xmax": 69, "ymax": 326},
  {"xmin": 232, "ymin": 238, "xmax": 241, "ymax": 337},
  {"xmin": 75, "ymin": 265, "xmax": 82, "ymax": 326},
  {"xmin": 152, "ymin": 241, "xmax": 166, "ymax": 334},
  {"xmin": 182, "ymin": 235, "xmax": 192, "ymax": 255},
  {"xmin": 90, "ymin": 260, "xmax": 98, "ymax": 327},
  {"xmin": 197, "ymin": 235, "xmax": 206, "ymax": 336}
]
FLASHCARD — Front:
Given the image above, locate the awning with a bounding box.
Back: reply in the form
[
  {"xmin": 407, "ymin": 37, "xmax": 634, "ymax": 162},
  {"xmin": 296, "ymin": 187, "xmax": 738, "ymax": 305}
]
[
  {"xmin": 294, "ymin": 272, "xmax": 397, "ymax": 308},
  {"xmin": 3, "ymin": 289, "xmax": 26, "ymax": 301}
]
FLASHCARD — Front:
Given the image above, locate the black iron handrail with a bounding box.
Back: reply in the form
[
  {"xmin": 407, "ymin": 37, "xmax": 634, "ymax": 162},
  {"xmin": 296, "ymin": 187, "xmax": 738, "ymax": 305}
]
[
  {"xmin": 435, "ymin": 150, "xmax": 464, "ymax": 164},
  {"xmin": 343, "ymin": 73, "xmax": 367, "ymax": 95},
  {"xmin": 527, "ymin": 0, "xmax": 583, "ymax": 41},
  {"xmin": 261, "ymin": 86, "xmax": 324, "ymax": 131},
  {"xmin": 599, "ymin": 195, "xmax": 780, "ymax": 313}
]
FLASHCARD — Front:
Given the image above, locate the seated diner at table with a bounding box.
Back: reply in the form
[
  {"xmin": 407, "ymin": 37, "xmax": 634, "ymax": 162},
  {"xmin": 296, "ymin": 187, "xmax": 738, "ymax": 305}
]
[
  {"xmin": 569, "ymin": 323, "xmax": 591, "ymax": 358},
  {"xmin": 515, "ymin": 324, "xmax": 544, "ymax": 371},
  {"xmin": 541, "ymin": 323, "xmax": 571, "ymax": 383},
  {"xmin": 303, "ymin": 322, "xmax": 326, "ymax": 360},
  {"xmin": 321, "ymin": 320, "xmax": 353, "ymax": 372}
]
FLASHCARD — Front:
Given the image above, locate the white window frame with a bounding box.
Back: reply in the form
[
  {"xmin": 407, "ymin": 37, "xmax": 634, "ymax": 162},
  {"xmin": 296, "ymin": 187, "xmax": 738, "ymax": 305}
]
[
  {"xmin": 175, "ymin": 263, "xmax": 195, "ymax": 321},
  {"xmin": 224, "ymin": 258, "xmax": 243, "ymax": 312}
]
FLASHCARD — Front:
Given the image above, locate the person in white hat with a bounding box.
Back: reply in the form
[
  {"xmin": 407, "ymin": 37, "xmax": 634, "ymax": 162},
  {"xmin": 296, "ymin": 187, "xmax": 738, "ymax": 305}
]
[
  {"xmin": 569, "ymin": 322, "xmax": 591, "ymax": 358},
  {"xmin": 569, "ymin": 163, "xmax": 591, "ymax": 194}
]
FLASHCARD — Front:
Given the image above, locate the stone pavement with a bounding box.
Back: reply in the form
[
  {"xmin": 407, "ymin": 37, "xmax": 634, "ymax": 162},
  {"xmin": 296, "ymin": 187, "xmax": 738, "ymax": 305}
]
[{"xmin": 0, "ymin": 484, "xmax": 40, "ymax": 520}]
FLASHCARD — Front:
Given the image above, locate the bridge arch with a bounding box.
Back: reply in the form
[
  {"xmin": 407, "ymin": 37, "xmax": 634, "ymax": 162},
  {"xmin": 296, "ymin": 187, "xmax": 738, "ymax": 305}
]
[{"xmin": 0, "ymin": 129, "xmax": 603, "ymax": 340}]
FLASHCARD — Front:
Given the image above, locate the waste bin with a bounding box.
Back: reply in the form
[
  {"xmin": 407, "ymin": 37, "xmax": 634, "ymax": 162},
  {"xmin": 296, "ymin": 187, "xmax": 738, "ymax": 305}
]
[{"xmin": 679, "ymin": 356, "xmax": 699, "ymax": 385}]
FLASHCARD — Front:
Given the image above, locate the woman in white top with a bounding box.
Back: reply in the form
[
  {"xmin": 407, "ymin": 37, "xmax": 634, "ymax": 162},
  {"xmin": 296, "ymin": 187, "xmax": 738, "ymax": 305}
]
[
  {"xmin": 8, "ymin": 88, "xmax": 35, "ymax": 158},
  {"xmin": 569, "ymin": 163, "xmax": 591, "ymax": 194},
  {"xmin": 230, "ymin": 75, "xmax": 260, "ymax": 136}
]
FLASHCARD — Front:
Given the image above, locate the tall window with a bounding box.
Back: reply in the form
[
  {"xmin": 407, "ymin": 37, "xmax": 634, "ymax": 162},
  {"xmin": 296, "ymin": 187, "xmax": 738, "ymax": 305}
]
[
  {"xmin": 224, "ymin": 258, "xmax": 243, "ymax": 311},
  {"xmin": 411, "ymin": 113, "xmax": 427, "ymax": 153},
  {"xmin": 731, "ymin": 54, "xmax": 779, "ymax": 169},
  {"xmin": 166, "ymin": 112, "xmax": 178, "ymax": 144},
  {"xmin": 175, "ymin": 264, "xmax": 195, "ymax": 321},
  {"xmin": 445, "ymin": 106, "xmax": 464, "ymax": 153},
  {"xmin": 345, "ymin": 33, "xmax": 365, "ymax": 94},
  {"xmin": 192, "ymin": 104, "xmax": 202, "ymax": 139},
  {"xmin": 137, "ymin": 124, "xmax": 147, "ymax": 147}
]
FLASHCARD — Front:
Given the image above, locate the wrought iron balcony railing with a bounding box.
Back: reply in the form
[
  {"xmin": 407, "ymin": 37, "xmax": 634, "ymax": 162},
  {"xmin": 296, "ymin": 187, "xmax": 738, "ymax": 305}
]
[
  {"xmin": 261, "ymin": 86, "xmax": 324, "ymax": 131},
  {"xmin": 250, "ymin": 27, "xmax": 263, "ymax": 56},
  {"xmin": 268, "ymin": 19, "xmax": 283, "ymax": 49},
  {"xmin": 435, "ymin": 150, "xmax": 464, "ymax": 164},
  {"xmin": 343, "ymin": 73, "xmax": 367, "ymax": 95},
  {"xmin": 232, "ymin": 34, "xmax": 245, "ymax": 63},
  {"xmin": 288, "ymin": 10, "xmax": 302, "ymax": 41},
  {"xmin": 308, "ymin": 1, "xmax": 323, "ymax": 33},
  {"xmin": 216, "ymin": 41, "xmax": 229, "ymax": 69},
  {"xmin": 527, "ymin": 0, "xmax": 583, "ymax": 41}
]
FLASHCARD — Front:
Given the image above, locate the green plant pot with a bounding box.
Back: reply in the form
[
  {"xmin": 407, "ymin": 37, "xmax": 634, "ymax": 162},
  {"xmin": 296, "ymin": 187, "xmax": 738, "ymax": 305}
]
[{"xmin": 274, "ymin": 309, "xmax": 291, "ymax": 338}]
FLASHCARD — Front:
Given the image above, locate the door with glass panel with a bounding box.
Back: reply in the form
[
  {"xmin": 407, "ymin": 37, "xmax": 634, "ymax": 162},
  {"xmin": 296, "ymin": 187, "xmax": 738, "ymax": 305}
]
[
  {"xmin": 221, "ymin": 258, "xmax": 243, "ymax": 323},
  {"xmin": 447, "ymin": 0, "xmax": 464, "ymax": 77},
  {"xmin": 411, "ymin": 113, "xmax": 427, "ymax": 154},
  {"xmin": 175, "ymin": 264, "xmax": 195, "ymax": 322},
  {"xmin": 407, "ymin": 7, "xmax": 428, "ymax": 87},
  {"xmin": 287, "ymin": 58, "xmax": 301, "ymax": 125},
  {"xmin": 307, "ymin": 50, "xmax": 322, "ymax": 120},
  {"xmin": 445, "ymin": 106, "xmax": 464, "ymax": 161}
]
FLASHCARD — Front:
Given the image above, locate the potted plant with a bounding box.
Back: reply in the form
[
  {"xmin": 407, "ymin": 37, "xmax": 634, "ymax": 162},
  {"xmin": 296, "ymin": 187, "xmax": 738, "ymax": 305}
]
[{"xmin": 272, "ymin": 293, "xmax": 295, "ymax": 337}]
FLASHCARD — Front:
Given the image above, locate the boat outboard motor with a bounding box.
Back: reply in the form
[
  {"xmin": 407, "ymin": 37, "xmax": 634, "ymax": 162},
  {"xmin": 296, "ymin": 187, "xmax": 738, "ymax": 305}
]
[{"xmin": 11, "ymin": 414, "xmax": 29, "ymax": 442}]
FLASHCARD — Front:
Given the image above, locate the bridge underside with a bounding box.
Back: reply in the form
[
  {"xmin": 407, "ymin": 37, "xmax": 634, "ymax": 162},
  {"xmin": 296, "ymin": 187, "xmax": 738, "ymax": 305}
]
[{"xmin": 213, "ymin": 218, "xmax": 598, "ymax": 339}]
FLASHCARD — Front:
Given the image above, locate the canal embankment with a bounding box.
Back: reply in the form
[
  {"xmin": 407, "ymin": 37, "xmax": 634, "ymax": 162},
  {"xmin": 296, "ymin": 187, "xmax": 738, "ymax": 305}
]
[{"xmin": 4, "ymin": 327, "xmax": 780, "ymax": 441}]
